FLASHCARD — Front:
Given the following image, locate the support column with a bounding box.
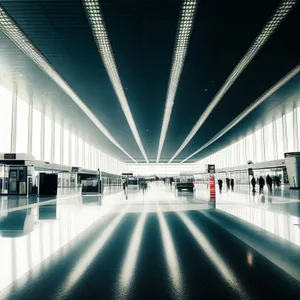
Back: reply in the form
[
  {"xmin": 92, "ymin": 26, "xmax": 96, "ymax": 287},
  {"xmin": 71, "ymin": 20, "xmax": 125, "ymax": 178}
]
[
  {"xmin": 243, "ymin": 137, "xmax": 247, "ymax": 163},
  {"xmin": 253, "ymin": 130, "xmax": 257, "ymax": 163},
  {"xmin": 82, "ymin": 138, "xmax": 86, "ymax": 168},
  {"xmin": 273, "ymin": 118, "xmax": 278, "ymax": 160},
  {"xmin": 51, "ymin": 111, "xmax": 55, "ymax": 163},
  {"xmin": 75, "ymin": 130, "xmax": 78, "ymax": 166},
  {"xmin": 282, "ymin": 113, "xmax": 288, "ymax": 154},
  {"xmin": 261, "ymin": 126, "xmax": 266, "ymax": 162},
  {"xmin": 10, "ymin": 82, "xmax": 18, "ymax": 153},
  {"xmin": 293, "ymin": 106, "xmax": 299, "ymax": 151},
  {"xmin": 68, "ymin": 124, "xmax": 72, "ymax": 166},
  {"xmin": 40, "ymin": 105, "xmax": 45, "ymax": 161},
  {"xmin": 60, "ymin": 120, "xmax": 64, "ymax": 165},
  {"xmin": 27, "ymin": 89, "xmax": 33, "ymax": 155}
]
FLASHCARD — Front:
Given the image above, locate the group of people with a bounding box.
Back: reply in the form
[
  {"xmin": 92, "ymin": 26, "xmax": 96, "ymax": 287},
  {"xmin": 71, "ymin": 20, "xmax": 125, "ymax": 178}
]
[
  {"xmin": 218, "ymin": 178, "xmax": 234, "ymax": 191},
  {"xmin": 251, "ymin": 174, "xmax": 281, "ymax": 193}
]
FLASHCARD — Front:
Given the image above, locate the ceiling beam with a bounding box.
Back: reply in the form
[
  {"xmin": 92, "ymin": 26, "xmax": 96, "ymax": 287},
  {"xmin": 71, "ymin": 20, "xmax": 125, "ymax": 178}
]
[
  {"xmin": 0, "ymin": 5, "xmax": 137, "ymax": 163},
  {"xmin": 168, "ymin": 0, "xmax": 297, "ymax": 163},
  {"xmin": 156, "ymin": 0, "xmax": 199, "ymax": 163},
  {"xmin": 181, "ymin": 63, "xmax": 300, "ymax": 163},
  {"xmin": 83, "ymin": 0, "xmax": 149, "ymax": 163}
]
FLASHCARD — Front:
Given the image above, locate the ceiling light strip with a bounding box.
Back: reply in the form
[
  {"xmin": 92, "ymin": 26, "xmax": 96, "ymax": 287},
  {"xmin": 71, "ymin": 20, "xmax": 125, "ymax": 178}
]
[
  {"xmin": 156, "ymin": 0, "xmax": 199, "ymax": 163},
  {"xmin": 169, "ymin": 0, "xmax": 296, "ymax": 163},
  {"xmin": 0, "ymin": 5, "xmax": 137, "ymax": 163},
  {"xmin": 83, "ymin": 0, "xmax": 149, "ymax": 163},
  {"xmin": 181, "ymin": 63, "xmax": 300, "ymax": 163}
]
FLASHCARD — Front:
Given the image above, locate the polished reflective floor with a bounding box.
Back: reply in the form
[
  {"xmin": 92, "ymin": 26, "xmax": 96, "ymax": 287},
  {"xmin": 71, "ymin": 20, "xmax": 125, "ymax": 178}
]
[{"xmin": 1, "ymin": 183, "xmax": 300, "ymax": 299}]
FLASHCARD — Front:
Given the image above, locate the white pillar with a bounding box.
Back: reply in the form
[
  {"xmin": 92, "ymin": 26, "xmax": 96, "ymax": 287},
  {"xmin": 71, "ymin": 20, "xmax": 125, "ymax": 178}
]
[
  {"xmin": 10, "ymin": 82, "xmax": 18, "ymax": 153},
  {"xmin": 253, "ymin": 130, "xmax": 257, "ymax": 163},
  {"xmin": 243, "ymin": 137, "xmax": 247, "ymax": 163},
  {"xmin": 40, "ymin": 105, "xmax": 45, "ymax": 161},
  {"xmin": 51, "ymin": 111, "xmax": 55, "ymax": 163},
  {"xmin": 261, "ymin": 126, "xmax": 266, "ymax": 162},
  {"xmin": 27, "ymin": 90, "xmax": 33, "ymax": 155},
  {"xmin": 68, "ymin": 125, "xmax": 72, "ymax": 166},
  {"xmin": 282, "ymin": 113, "xmax": 288, "ymax": 154},
  {"xmin": 82, "ymin": 138, "xmax": 86, "ymax": 168},
  {"xmin": 293, "ymin": 107, "xmax": 299, "ymax": 151},
  {"xmin": 273, "ymin": 118, "xmax": 278, "ymax": 160},
  {"xmin": 75, "ymin": 130, "xmax": 78, "ymax": 166},
  {"xmin": 60, "ymin": 120, "xmax": 64, "ymax": 165}
]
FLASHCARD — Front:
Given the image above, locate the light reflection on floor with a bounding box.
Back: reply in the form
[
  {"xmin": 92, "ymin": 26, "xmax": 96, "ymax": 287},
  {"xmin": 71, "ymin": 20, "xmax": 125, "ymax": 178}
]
[
  {"xmin": 219, "ymin": 206, "xmax": 300, "ymax": 246},
  {"xmin": 0, "ymin": 182, "xmax": 300, "ymax": 294}
]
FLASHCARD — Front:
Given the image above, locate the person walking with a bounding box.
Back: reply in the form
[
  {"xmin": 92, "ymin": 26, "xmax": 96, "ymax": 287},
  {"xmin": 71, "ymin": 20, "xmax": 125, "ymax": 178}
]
[
  {"xmin": 275, "ymin": 176, "xmax": 280, "ymax": 188},
  {"xmin": 230, "ymin": 178, "xmax": 234, "ymax": 191},
  {"xmin": 218, "ymin": 179, "xmax": 223, "ymax": 192},
  {"xmin": 259, "ymin": 176, "xmax": 265, "ymax": 193},
  {"xmin": 226, "ymin": 178, "xmax": 230, "ymax": 190},
  {"xmin": 266, "ymin": 174, "xmax": 273, "ymax": 192},
  {"xmin": 251, "ymin": 176, "xmax": 256, "ymax": 192}
]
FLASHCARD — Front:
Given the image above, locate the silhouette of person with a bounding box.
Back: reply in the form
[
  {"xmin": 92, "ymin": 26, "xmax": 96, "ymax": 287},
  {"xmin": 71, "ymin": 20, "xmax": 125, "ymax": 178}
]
[
  {"xmin": 259, "ymin": 176, "xmax": 265, "ymax": 193},
  {"xmin": 230, "ymin": 178, "xmax": 234, "ymax": 191},
  {"xmin": 266, "ymin": 174, "xmax": 273, "ymax": 192},
  {"xmin": 251, "ymin": 177, "xmax": 256, "ymax": 192}
]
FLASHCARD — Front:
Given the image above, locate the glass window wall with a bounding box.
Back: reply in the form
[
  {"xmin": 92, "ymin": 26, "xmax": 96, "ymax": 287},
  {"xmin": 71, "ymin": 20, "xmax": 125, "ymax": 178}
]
[
  {"xmin": 44, "ymin": 116, "xmax": 52, "ymax": 162},
  {"xmin": 64, "ymin": 129, "xmax": 69, "ymax": 165},
  {"xmin": 16, "ymin": 98, "xmax": 29, "ymax": 153},
  {"xmin": 32, "ymin": 109, "xmax": 41, "ymax": 160},
  {"xmin": 286, "ymin": 111, "xmax": 294, "ymax": 152},
  {"xmin": 55, "ymin": 123, "xmax": 61, "ymax": 164},
  {"xmin": 0, "ymin": 86, "xmax": 12, "ymax": 153}
]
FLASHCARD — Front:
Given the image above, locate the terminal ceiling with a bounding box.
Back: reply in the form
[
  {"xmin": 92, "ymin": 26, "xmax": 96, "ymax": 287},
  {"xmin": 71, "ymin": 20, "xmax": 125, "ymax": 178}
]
[{"xmin": 0, "ymin": 0, "xmax": 299, "ymax": 163}]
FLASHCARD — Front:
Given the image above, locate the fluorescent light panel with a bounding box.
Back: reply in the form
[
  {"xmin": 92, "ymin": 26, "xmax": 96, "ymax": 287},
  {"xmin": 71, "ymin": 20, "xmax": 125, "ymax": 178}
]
[
  {"xmin": 181, "ymin": 63, "xmax": 300, "ymax": 163},
  {"xmin": 0, "ymin": 5, "xmax": 137, "ymax": 163},
  {"xmin": 156, "ymin": 0, "xmax": 199, "ymax": 163},
  {"xmin": 169, "ymin": 0, "xmax": 296, "ymax": 163},
  {"xmin": 83, "ymin": 0, "xmax": 149, "ymax": 163}
]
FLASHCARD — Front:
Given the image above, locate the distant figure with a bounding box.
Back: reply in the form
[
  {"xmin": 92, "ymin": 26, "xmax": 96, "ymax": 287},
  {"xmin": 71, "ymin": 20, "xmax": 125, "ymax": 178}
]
[
  {"xmin": 218, "ymin": 179, "xmax": 223, "ymax": 191},
  {"xmin": 226, "ymin": 178, "xmax": 230, "ymax": 190},
  {"xmin": 251, "ymin": 177, "xmax": 256, "ymax": 192},
  {"xmin": 275, "ymin": 176, "xmax": 280, "ymax": 188},
  {"xmin": 230, "ymin": 178, "xmax": 234, "ymax": 191},
  {"xmin": 259, "ymin": 176, "xmax": 265, "ymax": 193},
  {"xmin": 123, "ymin": 180, "xmax": 127, "ymax": 191},
  {"xmin": 266, "ymin": 174, "xmax": 273, "ymax": 192}
]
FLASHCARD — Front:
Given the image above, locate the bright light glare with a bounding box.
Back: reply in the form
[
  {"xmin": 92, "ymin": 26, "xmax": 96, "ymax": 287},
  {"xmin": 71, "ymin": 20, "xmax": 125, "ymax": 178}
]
[
  {"xmin": 156, "ymin": 0, "xmax": 199, "ymax": 163},
  {"xmin": 157, "ymin": 203, "xmax": 184, "ymax": 297},
  {"xmin": 83, "ymin": 0, "xmax": 148, "ymax": 163},
  {"xmin": 181, "ymin": 63, "xmax": 300, "ymax": 162},
  {"xmin": 0, "ymin": 5, "xmax": 136, "ymax": 163},
  {"xmin": 169, "ymin": 0, "xmax": 296, "ymax": 163},
  {"xmin": 116, "ymin": 210, "xmax": 147, "ymax": 297},
  {"xmin": 177, "ymin": 211, "xmax": 248, "ymax": 298},
  {"xmin": 56, "ymin": 206, "xmax": 129, "ymax": 297}
]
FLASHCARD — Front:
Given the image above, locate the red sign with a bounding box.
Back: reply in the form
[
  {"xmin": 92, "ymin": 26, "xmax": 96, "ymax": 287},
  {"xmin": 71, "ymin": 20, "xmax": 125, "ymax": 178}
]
[{"xmin": 209, "ymin": 176, "xmax": 216, "ymax": 200}]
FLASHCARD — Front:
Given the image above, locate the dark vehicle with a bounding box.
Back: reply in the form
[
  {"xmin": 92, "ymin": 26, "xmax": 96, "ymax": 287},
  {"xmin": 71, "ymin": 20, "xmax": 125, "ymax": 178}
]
[
  {"xmin": 176, "ymin": 174, "xmax": 195, "ymax": 191},
  {"xmin": 176, "ymin": 181, "xmax": 194, "ymax": 191}
]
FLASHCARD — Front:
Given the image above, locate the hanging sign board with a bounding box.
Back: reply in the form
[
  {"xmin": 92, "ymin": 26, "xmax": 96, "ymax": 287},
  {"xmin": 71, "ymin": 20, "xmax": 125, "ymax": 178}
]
[
  {"xmin": 4, "ymin": 153, "xmax": 16, "ymax": 159},
  {"xmin": 284, "ymin": 152, "xmax": 300, "ymax": 158},
  {"xmin": 71, "ymin": 167, "xmax": 79, "ymax": 173},
  {"xmin": 207, "ymin": 164, "xmax": 215, "ymax": 174}
]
